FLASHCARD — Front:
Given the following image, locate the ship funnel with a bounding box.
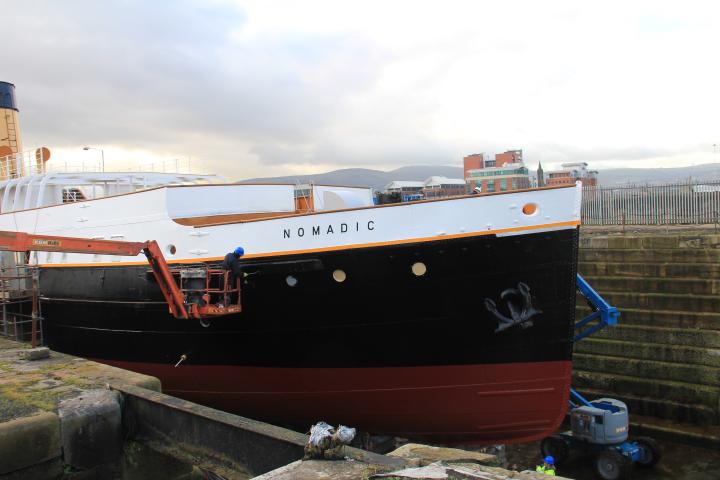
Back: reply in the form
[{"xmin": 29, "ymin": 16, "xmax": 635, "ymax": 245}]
[{"xmin": 0, "ymin": 81, "xmax": 23, "ymax": 179}]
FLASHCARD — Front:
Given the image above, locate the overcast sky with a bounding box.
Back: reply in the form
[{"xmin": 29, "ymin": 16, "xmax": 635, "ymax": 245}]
[{"xmin": 4, "ymin": 0, "xmax": 720, "ymax": 179}]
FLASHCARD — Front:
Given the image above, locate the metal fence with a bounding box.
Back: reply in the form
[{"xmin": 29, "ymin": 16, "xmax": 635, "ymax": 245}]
[{"xmin": 582, "ymin": 180, "xmax": 720, "ymax": 226}]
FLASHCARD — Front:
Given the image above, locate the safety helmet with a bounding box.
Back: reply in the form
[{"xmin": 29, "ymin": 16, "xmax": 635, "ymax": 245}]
[
  {"xmin": 544, "ymin": 456, "xmax": 555, "ymax": 465},
  {"xmin": 234, "ymin": 247, "xmax": 245, "ymax": 257}
]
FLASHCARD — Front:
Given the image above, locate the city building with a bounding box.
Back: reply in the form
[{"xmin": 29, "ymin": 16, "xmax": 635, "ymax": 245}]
[
  {"xmin": 466, "ymin": 163, "xmax": 531, "ymax": 193},
  {"xmin": 422, "ymin": 176, "xmax": 467, "ymax": 199},
  {"xmin": 545, "ymin": 162, "xmax": 598, "ymax": 187},
  {"xmin": 463, "ymin": 153, "xmax": 486, "ymax": 177},
  {"xmin": 463, "ymin": 149, "xmax": 531, "ymax": 193},
  {"xmin": 494, "ymin": 149, "xmax": 523, "ymax": 167},
  {"xmin": 383, "ymin": 180, "xmax": 424, "ymax": 202},
  {"xmin": 382, "ymin": 176, "xmax": 467, "ymax": 202},
  {"xmin": 537, "ymin": 162, "xmax": 545, "ymax": 187}
]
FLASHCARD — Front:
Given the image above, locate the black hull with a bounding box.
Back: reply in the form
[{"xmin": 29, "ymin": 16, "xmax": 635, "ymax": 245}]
[{"xmin": 40, "ymin": 228, "xmax": 579, "ymax": 369}]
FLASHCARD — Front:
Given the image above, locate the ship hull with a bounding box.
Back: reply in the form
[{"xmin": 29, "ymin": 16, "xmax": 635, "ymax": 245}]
[
  {"xmin": 39, "ymin": 226, "xmax": 579, "ymax": 444},
  {"xmin": 102, "ymin": 360, "xmax": 572, "ymax": 444}
]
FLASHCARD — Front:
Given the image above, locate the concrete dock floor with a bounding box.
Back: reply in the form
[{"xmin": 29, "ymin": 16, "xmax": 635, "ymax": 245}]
[
  {"xmin": 0, "ymin": 337, "xmax": 163, "ymax": 479},
  {"xmin": 0, "ymin": 338, "xmax": 159, "ymax": 423}
]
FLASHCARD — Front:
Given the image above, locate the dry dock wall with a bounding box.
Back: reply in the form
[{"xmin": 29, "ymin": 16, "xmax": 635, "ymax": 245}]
[{"xmin": 575, "ymin": 233, "xmax": 720, "ymax": 428}]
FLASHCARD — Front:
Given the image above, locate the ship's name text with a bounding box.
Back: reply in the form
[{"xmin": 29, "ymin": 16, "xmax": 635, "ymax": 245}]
[{"xmin": 283, "ymin": 221, "xmax": 375, "ymax": 239}]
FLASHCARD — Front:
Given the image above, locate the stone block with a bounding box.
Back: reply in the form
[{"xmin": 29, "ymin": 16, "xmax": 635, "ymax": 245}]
[
  {"xmin": 641, "ymin": 236, "xmax": 679, "ymax": 249},
  {"xmin": 606, "ymin": 236, "xmax": 643, "ymax": 249},
  {"xmin": 388, "ymin": 443, "xmax": 497, "ymax": 466},
  {"xmin": 0, "ymin": 412, "xmax": 61, "ymax": 475},
  {"xmin": 19, "ymin": 347, "xmax": 50, "ymax": 361},
  {"xmin": 679, "ymin": 234, "xmax": 720, "ymax": 249},
  {"xmin": 58, "ymin": 389, "xmax": 122, "ymax": 470},
  {"xmin": 580, "ymin": 236, "xmax": 608, "ymax": 249}
]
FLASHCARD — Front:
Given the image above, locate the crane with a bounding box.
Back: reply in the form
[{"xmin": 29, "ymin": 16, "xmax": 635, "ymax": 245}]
[{"xmin": 0, "ymin": 230, "xmax": 241, "ymax": 322}]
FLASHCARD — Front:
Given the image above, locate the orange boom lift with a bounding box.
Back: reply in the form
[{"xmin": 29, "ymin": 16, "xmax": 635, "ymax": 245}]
[{"xmin": 0, "ymin": 231, "xmax": 241, "ymax": 327}]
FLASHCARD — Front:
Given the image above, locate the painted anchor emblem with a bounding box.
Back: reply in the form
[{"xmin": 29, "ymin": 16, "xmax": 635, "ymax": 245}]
[{"xmin": 484, "ymin": 282, "xmax": 542, "ymax": 333}]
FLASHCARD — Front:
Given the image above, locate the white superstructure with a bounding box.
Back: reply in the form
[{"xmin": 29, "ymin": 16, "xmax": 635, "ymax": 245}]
[{"xmin": 0, "ymin": 167, "xmax": 582, "ymax": 267}]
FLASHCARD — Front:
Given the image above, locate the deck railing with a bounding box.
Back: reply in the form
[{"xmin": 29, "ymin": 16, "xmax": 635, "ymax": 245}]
[
  {"xmin": 0, "ymin": 149, "xmax": 49, "ymax": 179},
  {"xmin": 0, "ymin": 148, "xmax": 202, "ymax": 178},
  {"xmin": 582, "ymin": 179, "xmax": 720, "ymax": 226}
]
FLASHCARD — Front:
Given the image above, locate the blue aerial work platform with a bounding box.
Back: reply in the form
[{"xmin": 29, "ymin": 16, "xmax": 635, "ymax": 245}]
[{"xmin": 538, "ymin": 274, "xmax": 661, "ymax": 480}]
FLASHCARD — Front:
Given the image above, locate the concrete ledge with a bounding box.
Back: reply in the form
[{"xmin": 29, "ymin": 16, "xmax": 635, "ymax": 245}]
[
  {"xmin": 580, "ymin": 248, "xmax": 720, "ymax": 263},
  {"xmin": 575, "ymin": 338, "xmax": 720, "ymax": 368},
  {"xmin": 113, "ymin": 383, "xmax": 406, "ymax": 479},
  {"xmin": 59, "ymin": 389, "xmax": 123, "ymax": 471},
  {"xmin": 629, "ymin": 414, "xmax": 720, "ymax": 449},
  {"xmin": 0, "ymin": 458, "xmax": 63, "ymax": 480},
  {"xmin": 0, "ymin": 412, "xmax": 61, "ymax": 476},
  {"xmin": 573, "ymin": 352, "xmax": 720, "ymax": 386},
  {"xmin": 580, "ymin": 234, "xmax": 720, "ymax": 250},
  {"xmin": 576, "ymin": 323, "xmax": 720, "ymax": 349},
  {"xmin": 584, "ymin": 290, "xmax": 720, "ymax": 313},
  {"xmin": 580, "ymin": 260, "xmax": 720, "ymax": 278},
  {"xmin": 572, "ymin": 370, "xmax": 719, "ymax": 409},
  {"xmin": 575, "ymin": 306, "xmax": 720, "ymax": 330},
  {"xmin": 582, "ymin": 275, "xmax": 720, "ymax": 295}
]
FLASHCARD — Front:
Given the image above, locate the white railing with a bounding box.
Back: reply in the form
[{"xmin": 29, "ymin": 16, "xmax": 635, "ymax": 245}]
[
  {"xmin": 46, "ymin": 157, "xmax": 199, "ymax": 175},
  {"xmin": 582, "ymin": 179, "xmax": 720, "ymax": 226},
  {"xmin": 1, "ymin": 149, "xmax": 203, "ymax": 178},
  {"xmin": 0, "ymin": 149, "xmax": 49, "ymax": 179}
]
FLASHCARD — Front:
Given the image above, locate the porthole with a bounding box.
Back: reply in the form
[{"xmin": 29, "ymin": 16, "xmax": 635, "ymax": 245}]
[
  {"xmin": 167, "ymin": 244, "xmax": 177, "ymax": 255},
  {"xmin": 332, "ymin": 269, "xmax": 347, "ymax": 283},
  {"xmin": 411, "ymin": 262, "xmax": 427, "ymax": 276},
  {"xmin": 286, "ymin": 275, "xmax": 298, "ymax": 287},
  {"xmin": 522, "ymin": 203, "xmax": 538, "ymax": 216}
]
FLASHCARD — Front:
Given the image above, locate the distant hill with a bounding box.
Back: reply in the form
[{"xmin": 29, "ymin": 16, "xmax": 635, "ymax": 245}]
[
  {"xmin": 239, "ymin": 163, "xmax": 720, "ymax": 190},
  {"xmin": 239, "ymin": 165, "xmax": 464, "ymax": 191}
]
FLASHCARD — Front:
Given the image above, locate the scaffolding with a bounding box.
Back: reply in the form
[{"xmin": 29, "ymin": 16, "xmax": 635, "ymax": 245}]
[{"xmin": 0, "ymin": 252, "xmax": 42, "ymax": 347}]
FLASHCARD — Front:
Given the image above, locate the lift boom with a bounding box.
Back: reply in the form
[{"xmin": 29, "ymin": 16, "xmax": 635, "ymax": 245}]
[{"xmin": 0, "ymin": 231, "xmax": 240, "ymax": 320}]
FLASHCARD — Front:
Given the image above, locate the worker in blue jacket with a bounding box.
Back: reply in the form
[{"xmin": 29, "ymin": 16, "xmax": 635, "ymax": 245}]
[
  {"xmin": 222, "ymin": 247, "xmax": 244, "ymax": 301},
  {"xmin": 536, "ymin": 456, "xmax": 556, "ymax": 476}
]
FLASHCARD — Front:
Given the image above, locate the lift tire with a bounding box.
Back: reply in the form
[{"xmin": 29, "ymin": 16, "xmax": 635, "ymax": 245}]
[
  {"xmin": 635, "ymin": 436, "xmax": 661, "ymax": 468},
  {"xmin": 595, "ymin": 449, "xmax": 632, "ymax": 480},
  {"xmin": 540, "ymin": 435, "xmax": 569, "ymax": 465}
]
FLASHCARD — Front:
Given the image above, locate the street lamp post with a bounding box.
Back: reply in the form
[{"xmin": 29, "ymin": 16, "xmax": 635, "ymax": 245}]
[{"xmin": 82, "ymin": 146, "xmax": 105, "ymax": 172}]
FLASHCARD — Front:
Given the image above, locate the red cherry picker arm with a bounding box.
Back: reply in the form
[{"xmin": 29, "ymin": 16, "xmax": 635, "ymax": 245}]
[{"xmin": 0, "ymin": 231, "xmax": 192, "ymax": 320}]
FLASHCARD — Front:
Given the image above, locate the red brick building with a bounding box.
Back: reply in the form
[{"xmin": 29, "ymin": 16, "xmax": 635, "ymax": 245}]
[
  {"xmin": 545, "ymin": 162, "xmax": 598, "ymax": 187},
  {"xmin": 463, "ymin": 149, "xmax": 530, "ymax": 193},
  {"xmin": 463, "ymin": 153, "xmax": 485, "ymax": 178}
]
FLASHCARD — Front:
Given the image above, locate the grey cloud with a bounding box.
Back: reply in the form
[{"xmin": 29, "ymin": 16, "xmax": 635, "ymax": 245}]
[
  {"xmin": 5, "ymin": 0, "xmax": 387, "ymax": 172},
  {"xmin": 532, "ymin": 144, "xmax": 680, "ymax": 165}
]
